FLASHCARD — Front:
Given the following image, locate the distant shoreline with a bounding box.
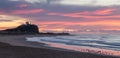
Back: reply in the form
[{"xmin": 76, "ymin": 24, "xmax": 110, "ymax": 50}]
[{"xmin": 0, "ymin": 32, "xmax": 71, "ymax": 36}]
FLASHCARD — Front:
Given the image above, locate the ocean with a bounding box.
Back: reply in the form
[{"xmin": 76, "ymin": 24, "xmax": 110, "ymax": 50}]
[{"xmin": 26, "ymin": 34, "xmax": 120, "ymax": 56}]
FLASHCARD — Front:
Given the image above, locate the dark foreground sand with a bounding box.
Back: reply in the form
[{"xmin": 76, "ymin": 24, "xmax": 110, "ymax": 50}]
[{"xmin": 0, "ymin": 35, "xmax": 120, "ymax": 58}]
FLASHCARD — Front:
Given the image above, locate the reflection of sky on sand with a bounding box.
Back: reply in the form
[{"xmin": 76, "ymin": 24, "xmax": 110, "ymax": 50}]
[{"xmin": 43, "ymin": 42, "xmax": 120, "ymax": 57}]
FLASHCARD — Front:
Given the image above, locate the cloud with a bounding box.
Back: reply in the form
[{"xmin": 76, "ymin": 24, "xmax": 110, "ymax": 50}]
[
  {"xmin": 94, "ymin": 8, "xmax": 116, "ymax": 15},
  {"xmin": 33, "ymin": 20, "xmax": 120, "ymax": 33},
  {"xmin": 1, "ymin": 0, "xmax": 119, "ymax": 22},
  {"xmin": 9, "ymin": 0, "xmax": 120, "ymax": 6},
  {"xmin": 0, "ymin": 0, "xmax": 25, "ymax": 10},
  {"xmin": 12, "ymin": 0, "xmax": 62, "ymax": 5},
  {"xmin": 0, "ymin": 0, "xmax": 120, "ymax": 33},
  {"xmin": 23, "ymin": 0, "xmax": 42, "ymax": 3},
  {"xmin": 12, "ymin": 9, "xmax": 44, "ymax": 14},
  {"xmin": 59, "ymin": 0, "xmax": 120, "ymax": 6},
  {"xmin": 45, "ymin": 0, "xmax": 62, "ymax": 5},
  {"xmin": 18, "ymin": 4, "xmax": 28, "ymax": 8},
  {"xmin": 34, "ymin": 20, "xmax": 120, "ymax": 27},
  {"xmin": 0, "ymin": 20, "xmax": 13, "ymax": 22},
  {"xmin": 47, "ymin": 8, "xmax": 119, "ymax": 21}
]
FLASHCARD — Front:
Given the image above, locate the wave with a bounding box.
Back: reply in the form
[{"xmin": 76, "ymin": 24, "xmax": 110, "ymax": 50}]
[{"xmin": 26, "ymin": 34, "xmax": 120, "ymax": 56}]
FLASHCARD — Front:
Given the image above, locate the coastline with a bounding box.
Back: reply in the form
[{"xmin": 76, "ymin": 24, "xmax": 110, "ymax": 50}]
[{"xmin": 0, "ymin": 35, "xmax": 120, "ymax": 58}]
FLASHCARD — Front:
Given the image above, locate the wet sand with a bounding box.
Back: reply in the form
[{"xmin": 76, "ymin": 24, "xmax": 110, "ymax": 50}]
[{"xmin": 0, "ymin": 35, "xmax": 119, "ymax": 58}]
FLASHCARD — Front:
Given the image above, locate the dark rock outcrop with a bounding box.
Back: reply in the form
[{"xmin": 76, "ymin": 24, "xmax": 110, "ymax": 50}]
[
  {"xmin": 1, "ymin": 22, "xmax": 39, "ymax": 34},
  {"xmin": 0, "ymin": 22, "xmax": 70, "ymax": 35}
]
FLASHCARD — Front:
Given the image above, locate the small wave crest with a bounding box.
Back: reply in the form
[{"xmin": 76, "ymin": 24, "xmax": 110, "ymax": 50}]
[{"xmin": 26, "ymin": 34, "xmax": 120, "ymax": 57}]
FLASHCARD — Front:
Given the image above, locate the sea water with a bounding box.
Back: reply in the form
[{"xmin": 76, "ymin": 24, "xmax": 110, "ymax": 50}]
[{"xmin": 26, "ymin": 34, "xmax": 120, "ymax": 56}]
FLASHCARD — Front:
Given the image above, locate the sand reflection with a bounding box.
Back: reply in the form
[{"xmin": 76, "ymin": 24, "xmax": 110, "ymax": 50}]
[{"xmin": 44, "ymin": 42, "xmax": 120, "ymax": 57}]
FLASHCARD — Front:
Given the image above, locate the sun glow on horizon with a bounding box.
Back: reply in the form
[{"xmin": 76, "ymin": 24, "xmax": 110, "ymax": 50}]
[{"xmin": 0, "ymin": 15, "xmax": 27, "ymax": 30}]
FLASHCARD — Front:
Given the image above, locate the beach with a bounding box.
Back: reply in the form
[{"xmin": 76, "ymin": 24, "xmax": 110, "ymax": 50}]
[{"xmin": 0, "ymin": 35, "xmax": 119, "ymax": 58}]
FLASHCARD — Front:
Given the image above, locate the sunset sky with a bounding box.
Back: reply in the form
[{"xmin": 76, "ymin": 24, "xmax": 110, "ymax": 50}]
[{"xmin": 0, "ymin": 0, "xmax": 120, "ymax": 33}]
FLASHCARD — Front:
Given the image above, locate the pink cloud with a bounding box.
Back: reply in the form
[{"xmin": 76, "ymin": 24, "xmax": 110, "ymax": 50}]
[
  {"xmin": 33, "ymin": 20, "xmax": 120, "ymax": 33},
  {"xmin": 12, "ymin": 9, "xmax": 44, "ymax": 14},
  {"xmin": 48, "ymin": 8, "xmax": 119, "ymax": 19},
  {"xmin": 18, "ymin": 4, "xmax": 28, "ymax": 8},
  {"xmin": 47, "ymin": 12, "xmax": 59, "ymax": 15},
  {"xmin": 94, "ymin": 8, "xmax": 116, "ymax": 15}
]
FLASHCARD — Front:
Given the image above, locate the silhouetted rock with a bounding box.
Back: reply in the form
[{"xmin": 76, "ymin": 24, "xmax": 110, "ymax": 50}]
[
  {"xmin": 0, "ymin": 22, "xmax": 70, "ymax": 35},
  {"xmin": 1, "ymin": 22, "xmax": 39, "ymax": 34}
]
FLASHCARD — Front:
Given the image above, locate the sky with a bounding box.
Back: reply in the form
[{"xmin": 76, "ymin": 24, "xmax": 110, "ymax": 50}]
[{"xmin": 0, "ymin": 0, "xmax": 120, "ymax": 34}]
